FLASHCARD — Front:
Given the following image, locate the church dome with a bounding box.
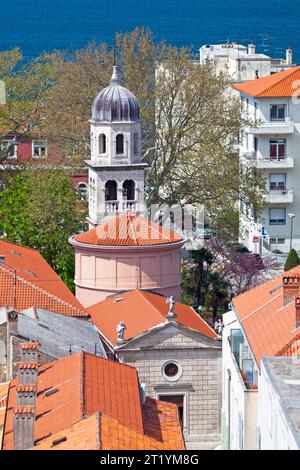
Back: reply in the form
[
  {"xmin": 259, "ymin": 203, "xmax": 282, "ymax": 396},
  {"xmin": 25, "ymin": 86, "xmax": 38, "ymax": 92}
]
[{"xmin": 91, "ymin": 66, "xmax": 140, "ymax": 123}]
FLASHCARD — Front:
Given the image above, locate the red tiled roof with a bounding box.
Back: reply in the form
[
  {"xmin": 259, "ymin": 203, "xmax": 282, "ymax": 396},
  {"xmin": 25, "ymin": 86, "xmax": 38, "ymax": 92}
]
[
  {"xmin": 33, "ymin": 399, "xmax": 185, "ymax": 450},
  {"xmin": 233, "ymin": 66, "xmax": 300, "ymax": 97},
  {"xmin": 0, "ymin": 240, "xmax": 87, "ymax": 317},
  {"xmin": 87, "ymin": 289, "xmax": 217, "ymax": 345},
  {"xmin": 2, "ymin": 351, "xmax": 144, "ymax": 449},
  {"xmin": 232, "ymin": 266, "xmax": 300, "ymax": 367},
  {"xmin": 73, "ymin": 213, "xmax": 183, "ymax": 247}
]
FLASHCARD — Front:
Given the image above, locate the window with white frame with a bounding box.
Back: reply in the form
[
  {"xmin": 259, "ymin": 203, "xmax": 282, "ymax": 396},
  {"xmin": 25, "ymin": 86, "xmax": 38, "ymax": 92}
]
[
  {"xmin": 269, "ymin": 174, "xmax": 286, "ymax": 191},
  {"xmin": 269, "ymin": 208, "xmax": 286, "ymax": 225},
  {"xmin": 32, "ymin": 140, "xmax": 47, "ymax": 158},
  {"xmin": 270, "ymin": 139, "xmax": 286, "ymax": 160},
  {"xmin": 270, "ymin": 104, "xmax": 286, "ymax": 121},
  {"xmin": 1, "ymin": 139, "xmax": 17, "ymax": 159}
]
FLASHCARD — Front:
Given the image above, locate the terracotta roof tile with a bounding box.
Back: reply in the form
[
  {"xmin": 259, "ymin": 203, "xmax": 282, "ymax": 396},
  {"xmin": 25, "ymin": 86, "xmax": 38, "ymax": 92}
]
[
  {"xmin": 20, "ymin": 342, "xmax": 40, "ymax": 350},
  {"xmin": 13, "ymin": 406, "xmax": 34, "ymax": 414},
  {"xmin": 233, "ymin": 66, "xmax": 300, "ymax": 97},
  {"xmin": 17, "ymin": 362, "xmax": 38, "ymax": 370},
  {"xmin": 2, "ymin": 351, "xmax": 144, "ymax": 450},
  {"xmin": 33, "ymin": 399, "xmax": 185, "ymax": 450},
  {"xmin": 73, "ymin": 213, "xmax": 183, "ymax": 247},
  {"xmin": 232, "ymin": 266, "xmax": 300, "ymax": 367},
  {"xmin": 0, "ymin": 240, "xmax": 87, "ymax": 317},
  {"xmin": 87, "ymin": 289, "xmax": 217, "ymax": 346}
]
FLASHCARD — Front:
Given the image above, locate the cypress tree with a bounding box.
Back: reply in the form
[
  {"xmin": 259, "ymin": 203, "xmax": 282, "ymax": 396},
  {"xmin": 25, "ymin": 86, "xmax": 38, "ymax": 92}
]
[{"xmin": 284, "ymin": 248, "xmax": 300, "ymax": 272}]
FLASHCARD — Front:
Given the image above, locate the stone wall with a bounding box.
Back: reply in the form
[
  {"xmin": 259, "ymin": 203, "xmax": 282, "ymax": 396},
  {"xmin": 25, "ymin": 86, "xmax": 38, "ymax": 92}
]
[{"xmin": 117, "ymin": 326, "xmax": 222, "ymax": 448}]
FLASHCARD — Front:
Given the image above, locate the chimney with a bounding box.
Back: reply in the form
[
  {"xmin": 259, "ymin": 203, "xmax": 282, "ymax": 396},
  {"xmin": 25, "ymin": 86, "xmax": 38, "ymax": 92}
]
[
  {"xmin": 248, "ymin": 43, "xmax": 256, "ymax": 55},
  {"xmin": 13, "ymin": 406, "xmax": 35, "ymax": 450},
  {"xmin": 283, "ymin": 275, "xmax": 300, "ymax": 305},
  {"xmin": 286, "ymin": 47, "xmax": 293, "ymax": 66},
  {"xmin": 296, "ymin": 297, "xmax": 300, "ymax": 326},
  {"xmin": 13, "ymin": 341, "xmax": 39, "ymax": 449}
]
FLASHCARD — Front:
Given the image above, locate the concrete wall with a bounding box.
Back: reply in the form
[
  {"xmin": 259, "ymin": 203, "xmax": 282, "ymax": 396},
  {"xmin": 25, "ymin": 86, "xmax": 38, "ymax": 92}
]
[
  {"xmin": 259, "ymin": 360, "xmax": 299, "ymax": 450},
  {"xmin": 117, "ymin": 324, "xmax": 222, "ymax": 449}
]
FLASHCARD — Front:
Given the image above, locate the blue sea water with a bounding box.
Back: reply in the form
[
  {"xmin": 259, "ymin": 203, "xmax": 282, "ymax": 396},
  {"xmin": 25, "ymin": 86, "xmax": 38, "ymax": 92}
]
[{"xmin": 0, "ymin": 0, "xmax": 300, "ymax": 61}]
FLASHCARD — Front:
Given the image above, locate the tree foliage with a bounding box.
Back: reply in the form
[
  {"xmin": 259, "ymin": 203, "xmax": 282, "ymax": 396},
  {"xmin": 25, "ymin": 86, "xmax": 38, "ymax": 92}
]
[
  {"xmin": 284, "ymin": 248, "xmax": 300, "ymax": 272},
  {"xmin": 0, "ymin": 171, "xmax": 87, "ymax": 290}
]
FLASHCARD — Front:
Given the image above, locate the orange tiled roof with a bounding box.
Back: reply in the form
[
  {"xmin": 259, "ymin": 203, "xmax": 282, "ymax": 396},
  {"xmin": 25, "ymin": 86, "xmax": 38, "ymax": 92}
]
[
  {"xmin": 87, "ymin": 289, "xmax": 217, "ymax": 346},
  {"xmin": 33, "ymin": 399, "xmax": 185, "ymax": 450},
  {"xmin": 233, "ymin": 66, "xmax": 300, "ymax": 97},
  {"xmin": 232, "ymin": 266, "xmax": 300, "ymax": 367},
  {"xmin": 73, "ymin": 213, "xmax": 183, "ymax": 247},
  {"xmin": 2, "ymin": 351, "xmax": 144, "ymax": 450},
  {"xmin": 0, "ymin": 240, "xmax": 87, "ymax": 317}
]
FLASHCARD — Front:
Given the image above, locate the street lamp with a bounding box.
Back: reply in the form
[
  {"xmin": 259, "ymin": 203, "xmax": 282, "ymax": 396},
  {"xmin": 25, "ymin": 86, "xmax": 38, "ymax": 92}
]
[{"xmin": 288, "ymin": 213, "xmax": 296, "ymax": 251}]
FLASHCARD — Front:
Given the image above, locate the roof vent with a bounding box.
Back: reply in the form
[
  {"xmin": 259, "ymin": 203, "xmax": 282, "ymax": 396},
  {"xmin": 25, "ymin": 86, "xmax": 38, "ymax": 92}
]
[
  {"xmin": 51, "ymin": 436, "xmax": 67, "ymax": 447},
  {"xmin": 113, "ymin": 297, "xmax": 125, "ymax": 303},
  {"xmin": 26, "ymin": 270, "xmax": 36, "ymax": 277},
  {"xmin": 11, "ymin": 250, "xmax": 21, "ymax": 256},
  {"xmin": 45, "ymin": 387, "xmax": 59, "ymax": 397}
]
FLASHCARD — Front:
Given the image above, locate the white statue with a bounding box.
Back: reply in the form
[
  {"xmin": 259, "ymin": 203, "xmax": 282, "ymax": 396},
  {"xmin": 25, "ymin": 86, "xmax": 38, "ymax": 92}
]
[
  {"xmin": 116, "ymin": 321, "xmax": 126, "ymax": 343},
  {"xmin": 166, "ymin": 295, "xmax": 176, "ymax": 318},
  {"xmin": 214, "ymin": 319, "xmax": 224, "ymax": 337}
]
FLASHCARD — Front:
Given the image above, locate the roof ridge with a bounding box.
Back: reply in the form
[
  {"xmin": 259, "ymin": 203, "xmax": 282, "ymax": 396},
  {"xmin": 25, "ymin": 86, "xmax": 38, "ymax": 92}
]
[
  {"xmin": 257, "ymin": 65, "xmax": 300, "ymax": 97},
  {"xmin": 0, "ymin": 263, "xmax": 87, "ymax": 317},
  {"xmin": 0, "ymin": 239, "xmax": 40, "ymax": 255},
  {"xmin": 137, "ymin": 290, "xmax": 166, "ymax": 322}
]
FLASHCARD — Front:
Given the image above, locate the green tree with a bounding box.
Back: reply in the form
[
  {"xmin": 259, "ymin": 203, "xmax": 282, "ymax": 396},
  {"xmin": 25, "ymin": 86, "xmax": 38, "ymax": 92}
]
[
  {"xmin": 0, "ymin": 170, "xmax": 87, "ymax": 290},
  {"xmin": 284, "ymin": 248, "xmax": 300, "ymax": 272}
]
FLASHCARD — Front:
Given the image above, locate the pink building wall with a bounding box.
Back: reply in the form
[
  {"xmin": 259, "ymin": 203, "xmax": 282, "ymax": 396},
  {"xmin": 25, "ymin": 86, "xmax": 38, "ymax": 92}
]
[{"xmin": 71, "ymin": 241, "xmax": 184, "ymax": 308}]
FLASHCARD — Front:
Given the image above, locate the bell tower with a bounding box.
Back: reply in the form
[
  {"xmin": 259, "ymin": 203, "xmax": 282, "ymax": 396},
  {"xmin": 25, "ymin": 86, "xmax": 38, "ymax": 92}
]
[{"xmin": 87, "ymin": 66, "xmax": 148, "ymax": 226}]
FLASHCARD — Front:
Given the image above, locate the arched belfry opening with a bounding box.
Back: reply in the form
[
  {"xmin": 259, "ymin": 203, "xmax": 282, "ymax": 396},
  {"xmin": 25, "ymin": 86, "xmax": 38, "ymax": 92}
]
[
  {"xmin": 105, "ymin": 180, "xmax": 117, "ymax": 201},
  {"xmin": 116, "ymin": 134, "xmax": 124, "ymax": 155},
  {"xmin": 123, "ymin": 180, "xmax": 135, "ymax": 201},
  {"xmin": 99, "ymin": 134, "xmax": 106, "ymax": 154}
]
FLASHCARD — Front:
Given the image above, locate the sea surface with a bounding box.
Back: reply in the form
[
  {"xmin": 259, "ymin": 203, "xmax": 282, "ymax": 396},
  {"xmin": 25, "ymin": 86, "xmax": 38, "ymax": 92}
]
[{"xmin": 0, "ymin": 0, "xmax": 300, "ymax": 61}]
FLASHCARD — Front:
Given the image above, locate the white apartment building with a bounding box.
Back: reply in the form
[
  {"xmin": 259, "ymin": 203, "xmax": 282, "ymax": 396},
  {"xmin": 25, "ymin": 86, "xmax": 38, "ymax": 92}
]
[
  {"xmin": 233, "ymin": 66, "xmax": 300, "ymax": 255},
  {"xmin": 222, "ymin": 266, "xmax": 300, "ymax": 449},
  {"xmin": 260, "ymin": 357, "xmax": 300, "ymax": 450},
  {"xmin": 199, "ymin": 43, "xmax": 295, "ymax": 82}
]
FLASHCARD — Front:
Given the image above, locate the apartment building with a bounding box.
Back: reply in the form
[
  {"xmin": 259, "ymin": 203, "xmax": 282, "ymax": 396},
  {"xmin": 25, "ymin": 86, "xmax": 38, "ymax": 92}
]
[
  {"xmin": 222, "ymin": 265, "xmax": 300, "ymax": 450},
  {"xmin": 199, "ymin": 43, "xmax": 295, "ymax": 82},
  {"xmin": 234, "ymin": 66, "xmax": 300, "ymax": 255}
]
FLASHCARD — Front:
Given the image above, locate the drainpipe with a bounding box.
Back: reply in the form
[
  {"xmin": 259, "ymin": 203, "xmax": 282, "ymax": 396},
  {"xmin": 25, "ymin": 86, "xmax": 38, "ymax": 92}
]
[{"xmin": 227, "ymin": 369, "xmax": 232, "ymax": 450}]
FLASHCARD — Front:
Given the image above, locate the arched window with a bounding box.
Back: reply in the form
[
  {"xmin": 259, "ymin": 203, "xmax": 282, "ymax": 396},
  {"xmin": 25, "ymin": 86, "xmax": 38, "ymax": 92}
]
[
  {"xmin": 116, "ymin": 134, "xmax": 124, "ymax": 155},
  {"xmin": 133, "ymin": 133, "xmax": 139, "ymax": 154},
  {"xmin": 105, "ymin": 180, "xmax": 117, "ymax": 201},
  {"xmin": 123, "ymin": 180, "xmax": 135, "ymax": 201},
  {"xmin": 98, "ymin": 134, "xmax": 106, "ymax": 154}
]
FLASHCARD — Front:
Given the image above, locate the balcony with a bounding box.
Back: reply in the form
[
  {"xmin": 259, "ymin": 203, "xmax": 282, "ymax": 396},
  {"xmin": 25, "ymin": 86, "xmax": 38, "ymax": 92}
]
[
  {"xmin": 105, "ymin": 201, "xmax": 119, "ymax": 213},
  {"xmin": 249, "ymin": 118, "xmax": 294, "ymax": 135},
  {"xmin": 122, "ymin": 200, "xmax": 137, "ymax": 212},
  {"xmin": 243, "ymin": 152, "xmax": 295, "ymax": 169},
  {"xmin": 265, "ymin": 189, "xmax": 294, "ymax": 204}
]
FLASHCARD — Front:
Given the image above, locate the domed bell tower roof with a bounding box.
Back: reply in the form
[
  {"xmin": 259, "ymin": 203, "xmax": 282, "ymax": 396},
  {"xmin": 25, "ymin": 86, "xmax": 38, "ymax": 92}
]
[{"xmin": 91, "ymin": 66, "xmax": 140, "ymax": 123}]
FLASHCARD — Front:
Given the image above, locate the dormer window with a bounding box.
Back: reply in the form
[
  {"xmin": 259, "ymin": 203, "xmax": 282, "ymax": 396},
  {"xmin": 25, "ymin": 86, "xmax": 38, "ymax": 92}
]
[
  {"xmin": 270, "ymin": 104, "xmax": 286, "ymax": 121},
  {"xmin": 116, "ymin": 134, "xmax": 124, "ymax": 155},
  {"xmin": 98, "ymin": 134, "xmax": 106, "ymax": 154}
]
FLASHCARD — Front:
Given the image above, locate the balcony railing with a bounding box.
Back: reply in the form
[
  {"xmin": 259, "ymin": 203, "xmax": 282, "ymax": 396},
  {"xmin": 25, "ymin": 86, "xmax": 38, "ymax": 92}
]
[
  {"xmin": 243, "ymin": 152, "xmax": 295, "ymax": 169},
  {"xmin": 265, "ymin": 189, "xmax": 294, "ymax": 204},
  {"xmin": 105, "ymin": 200, "xmax": 119, "ymax": 213},
  {"xmin": 249, "ymin": 118, "xmax": 294, "ymax": 134},
  {"xmin": 122, "ymin": 200, "xmax": 137, "ymax": 212}
]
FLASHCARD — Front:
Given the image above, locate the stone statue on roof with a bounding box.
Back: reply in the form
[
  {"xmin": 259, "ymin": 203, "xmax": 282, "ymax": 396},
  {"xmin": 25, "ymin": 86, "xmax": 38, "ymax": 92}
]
[
  {"xmin": 166, "ymin": 296, "xmax": 176, "ymax": 319},
  {"xmin": 116, "ymin": 321, "xmax": 126, "ymax": 343}
]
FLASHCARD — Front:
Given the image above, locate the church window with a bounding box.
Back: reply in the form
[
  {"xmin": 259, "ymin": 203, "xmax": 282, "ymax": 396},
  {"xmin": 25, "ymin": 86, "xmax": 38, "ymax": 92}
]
[
  {"xmin": 122, "ymin": 180, "xmax": 135, "ymax": 200},
  {"xmin": 98, "ymin": 134, "xmax": 106, "ymax": 154},
  {"xmin": 116, "ymin": 134, "xmax": 124, "ymax": 155},
  {"xmin": 105, "ymin": 180, "xmax": 117, "ymax": 201},
  {"xmin": 162, "ymin": 361, "xmax": 182, "ymax": 382}
]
